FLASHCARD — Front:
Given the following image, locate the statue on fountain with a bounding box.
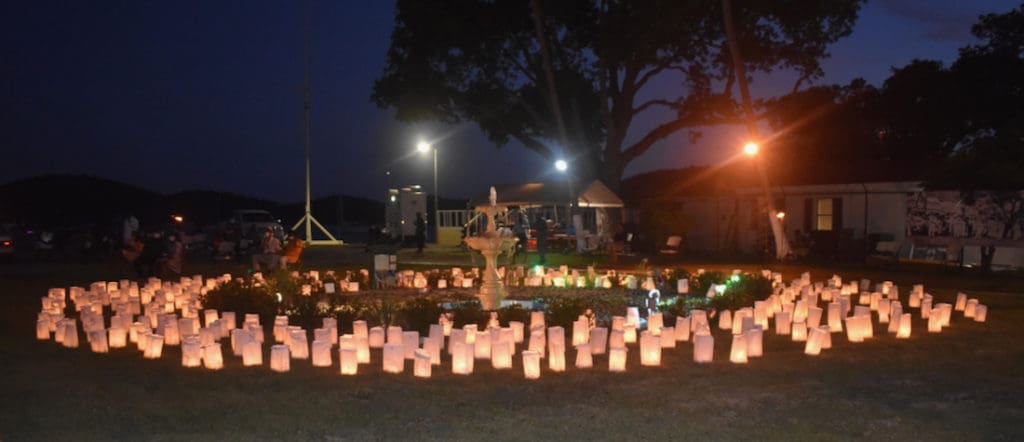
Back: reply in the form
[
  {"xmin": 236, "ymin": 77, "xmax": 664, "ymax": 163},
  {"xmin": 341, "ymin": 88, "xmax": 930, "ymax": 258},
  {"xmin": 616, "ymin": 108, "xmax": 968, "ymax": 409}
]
[{"xmin": 463, "ymin": 186, "xmax": 518, "ymax": 310}]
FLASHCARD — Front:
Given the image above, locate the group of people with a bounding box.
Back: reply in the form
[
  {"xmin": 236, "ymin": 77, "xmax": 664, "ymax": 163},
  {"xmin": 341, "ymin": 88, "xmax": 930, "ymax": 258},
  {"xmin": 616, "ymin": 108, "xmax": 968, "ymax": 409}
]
[
  {"xmin": 119, "ymin": 212, "xmax": 306, "ymax": 276},
  {"xmin": 121, "ymin": 229, "xmax": 184, "ymax": 279},
  {"xmin": 251, "ymin": 227, "xmax": 304, "ymax": 271}
]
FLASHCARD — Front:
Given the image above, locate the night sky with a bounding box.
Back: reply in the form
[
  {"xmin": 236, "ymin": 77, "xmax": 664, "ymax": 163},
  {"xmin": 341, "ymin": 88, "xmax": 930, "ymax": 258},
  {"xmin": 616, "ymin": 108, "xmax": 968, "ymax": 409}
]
[{"xmin": 1, "ymin": 0, "xmax": 1018, "ymax": 202}]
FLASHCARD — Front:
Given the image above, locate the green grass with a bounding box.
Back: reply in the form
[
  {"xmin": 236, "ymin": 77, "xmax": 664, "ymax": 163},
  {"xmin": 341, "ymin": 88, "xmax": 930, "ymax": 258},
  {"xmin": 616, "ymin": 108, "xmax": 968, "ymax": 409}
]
[{"xmin": 1, "ymin": 256, "xmax": 1022, "ymax": 441}]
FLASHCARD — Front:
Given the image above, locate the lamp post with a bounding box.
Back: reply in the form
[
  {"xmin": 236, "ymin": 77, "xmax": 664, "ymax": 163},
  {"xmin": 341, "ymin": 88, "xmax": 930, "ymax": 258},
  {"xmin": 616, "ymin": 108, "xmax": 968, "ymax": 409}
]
[
  {"xmin": 555, "ymin": 158, "xmax": 577, "ymax": 250},
  {"xmin": 417, "ymin": 141, "xmax": 439, "ymax": 244},
  {"xmin": 742, "ymin": 140, "xmax": 792, "ymax": 259}
]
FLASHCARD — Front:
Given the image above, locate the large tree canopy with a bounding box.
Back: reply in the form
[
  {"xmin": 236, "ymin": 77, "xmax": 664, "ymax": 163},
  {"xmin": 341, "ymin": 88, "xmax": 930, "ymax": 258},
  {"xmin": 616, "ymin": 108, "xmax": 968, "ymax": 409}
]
[
  {"xmin": 372, "ymin": 0, "xmax": 863, "ymax": 190},
  {"xmin": 759, "ymin": 3, "xmax": 1024, "ymax": 271},
  {"xmin": 761, "ymin": 3, "xmax": 1023, "ymax": 187}
]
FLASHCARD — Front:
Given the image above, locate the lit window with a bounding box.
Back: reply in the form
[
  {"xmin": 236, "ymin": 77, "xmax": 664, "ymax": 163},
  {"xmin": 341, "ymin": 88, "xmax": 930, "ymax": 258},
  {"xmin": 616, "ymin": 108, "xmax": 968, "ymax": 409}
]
[{"xmin": 816, "ymin": 199, "xmax": 833, "ymax": 231}]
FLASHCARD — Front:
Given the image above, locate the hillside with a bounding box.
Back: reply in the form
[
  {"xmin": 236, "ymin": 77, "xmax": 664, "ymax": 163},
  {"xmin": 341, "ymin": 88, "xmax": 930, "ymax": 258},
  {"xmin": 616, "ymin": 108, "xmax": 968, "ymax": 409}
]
[{"xmin": 0, "ymin": 175, "xmax": 386, "ymax": 228}]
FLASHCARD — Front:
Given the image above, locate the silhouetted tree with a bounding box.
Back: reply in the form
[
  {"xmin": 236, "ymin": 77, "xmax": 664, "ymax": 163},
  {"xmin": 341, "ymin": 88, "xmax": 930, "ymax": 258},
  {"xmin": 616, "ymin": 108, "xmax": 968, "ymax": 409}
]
[{"xmin": 372, "ymin": 0, "xmax": 863, "ymax": 190}]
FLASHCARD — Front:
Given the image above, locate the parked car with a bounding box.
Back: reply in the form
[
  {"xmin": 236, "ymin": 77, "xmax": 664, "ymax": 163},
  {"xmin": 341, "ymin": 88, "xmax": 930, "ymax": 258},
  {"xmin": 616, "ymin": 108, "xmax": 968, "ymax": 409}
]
[{"xmin": 230, "ymin": 209, "xmax": 284, "ymax": 238}]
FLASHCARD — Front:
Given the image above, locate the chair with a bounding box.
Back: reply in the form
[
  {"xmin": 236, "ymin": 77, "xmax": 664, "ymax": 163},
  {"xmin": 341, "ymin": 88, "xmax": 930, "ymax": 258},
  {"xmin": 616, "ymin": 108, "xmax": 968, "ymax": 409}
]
[
  {"xmin": 659, "ymin": 235, "xmax": 683, "ymax": 256},
  {"xmin": 280, "ymin": 239, "xmax": 305, "ymax": 270}
]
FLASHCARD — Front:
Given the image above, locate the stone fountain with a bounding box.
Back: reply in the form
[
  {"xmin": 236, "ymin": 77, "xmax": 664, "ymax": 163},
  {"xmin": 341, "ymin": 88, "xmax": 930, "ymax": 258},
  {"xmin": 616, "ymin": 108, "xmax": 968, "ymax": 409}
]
[{"xmin": 464, "ymin": 186, "xmax": 518, "ymax": 310}]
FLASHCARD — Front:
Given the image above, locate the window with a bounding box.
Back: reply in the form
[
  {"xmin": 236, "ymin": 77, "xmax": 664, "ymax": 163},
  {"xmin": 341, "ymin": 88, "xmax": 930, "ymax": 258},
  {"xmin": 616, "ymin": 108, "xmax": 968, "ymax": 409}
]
[{"xmin": 816, "ymin": 199, "xmax": 834, "ymax": 231}]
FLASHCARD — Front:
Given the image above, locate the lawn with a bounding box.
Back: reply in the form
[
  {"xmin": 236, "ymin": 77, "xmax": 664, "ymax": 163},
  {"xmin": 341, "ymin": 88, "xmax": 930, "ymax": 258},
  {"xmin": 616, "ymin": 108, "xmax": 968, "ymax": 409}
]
[{"xmin": 1, "ymin": 250, "xmax": 1022, "ymax": 441}]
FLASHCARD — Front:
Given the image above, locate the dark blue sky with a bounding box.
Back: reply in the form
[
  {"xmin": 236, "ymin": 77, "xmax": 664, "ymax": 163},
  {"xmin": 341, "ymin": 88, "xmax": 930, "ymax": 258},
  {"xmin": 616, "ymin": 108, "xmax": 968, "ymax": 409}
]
[{"xmin": 1, "ymin": 0, "xmax": 1018, "ymax": 202}]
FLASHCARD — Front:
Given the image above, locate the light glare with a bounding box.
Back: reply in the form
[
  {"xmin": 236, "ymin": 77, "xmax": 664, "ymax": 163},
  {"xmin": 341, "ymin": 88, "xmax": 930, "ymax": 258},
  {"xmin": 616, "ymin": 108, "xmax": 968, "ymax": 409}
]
[{"xmin": 743, "ymin": 142, "xmax": 759, "ymax": 156}]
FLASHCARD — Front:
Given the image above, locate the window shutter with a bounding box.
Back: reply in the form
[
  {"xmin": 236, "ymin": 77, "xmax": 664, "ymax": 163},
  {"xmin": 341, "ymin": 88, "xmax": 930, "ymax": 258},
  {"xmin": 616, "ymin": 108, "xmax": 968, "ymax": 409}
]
[
  {"xmin": 804, "ymin": 198, "xmax": 813, "ymax": 232},
  {"xmin": 833, "ymin": 197, "xmax": 844, "ymax": 231}
]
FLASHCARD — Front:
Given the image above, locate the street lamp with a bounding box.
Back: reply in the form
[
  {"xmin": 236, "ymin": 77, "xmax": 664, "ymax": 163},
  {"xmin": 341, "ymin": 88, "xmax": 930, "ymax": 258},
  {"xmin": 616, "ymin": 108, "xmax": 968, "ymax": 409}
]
[
  {"xmin": 743, "ymin": 141, "xmax": 759, "ymax": 157},
  {"xmin": 417, "ymin": 140, "xmax": 439, "ymax": 244},
  {"xmin": 554, "ymin": 159, "xmax": 575, "ymax": 249}
]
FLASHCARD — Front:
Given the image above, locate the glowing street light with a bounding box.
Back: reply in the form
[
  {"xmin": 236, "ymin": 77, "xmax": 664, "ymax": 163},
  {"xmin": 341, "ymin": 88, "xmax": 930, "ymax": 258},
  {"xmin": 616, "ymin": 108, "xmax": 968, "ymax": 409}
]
[
  {"xmin": 416, "ymin": 140, "xmax": 439, "ymax": 243},
  {"xmin": 416, "ymin": 141, "xmax": 431, "ymax": 154},
  {"xmin": 743, "ymin": 141, "xmax": 759, "ymax": 157},
  {"xmin": 171, "ymin": 214, "xmax": 184, "ymax": 224},
  {"xmin": 554, "ymin": 159, "xmax": 568, "ymax": 172}
]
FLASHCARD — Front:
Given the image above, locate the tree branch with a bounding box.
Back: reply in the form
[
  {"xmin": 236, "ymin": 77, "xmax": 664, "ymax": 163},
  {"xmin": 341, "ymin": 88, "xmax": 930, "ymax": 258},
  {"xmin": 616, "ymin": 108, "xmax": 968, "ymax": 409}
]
[
  {"xmin": 634, "ymin": 64, "xmax": 667, "ymax": 91},
  {"xmin": 513, "ymin": 133, "xmax": 553, "ymax": 159},
  {"xmin": 620, "ymin": 112, "xmax": 758, "ymax": 167},
  {"xmin": 722, "ymin": 65, "xmax": 735, "ymax": 97},
  {"xmin": 634, "ymin": 99, "xmax": 678, "ymax": 114},
  {"xmin": 791, "ymin": 69, "xmax": 812, "ymax": 94},
  {"xmin": 505, "ymin": 47, "xmax": 540, "ymax": 86},
  {"xmin": 511, "ymin": 95, "xmax": 556, "ymax": 136}
]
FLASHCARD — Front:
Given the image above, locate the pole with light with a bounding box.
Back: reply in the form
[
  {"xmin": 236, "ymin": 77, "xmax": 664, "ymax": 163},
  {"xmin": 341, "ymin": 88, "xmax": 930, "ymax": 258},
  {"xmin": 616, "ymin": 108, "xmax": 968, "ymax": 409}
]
[
  {"xmin": 417, "ymin": 141, "xmax": 439, "ymax": 244},
  {"xmin": 555, "ymin": 158, "xmax": 577, "ymax": 250},
  {"xmin": 723, "ymin": 0, "xmax": 791, "ymax": 260},
  {"xmin": 741, "ymin": 140, "xmax": 792, "ymax": 258}
]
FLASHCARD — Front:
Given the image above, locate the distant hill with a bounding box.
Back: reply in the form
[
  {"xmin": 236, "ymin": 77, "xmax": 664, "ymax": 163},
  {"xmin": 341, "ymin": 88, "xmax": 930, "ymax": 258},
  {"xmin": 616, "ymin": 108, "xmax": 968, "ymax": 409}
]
[{"xmin": 0, "ymin": 174, "xmax": 386, "ymax": 228}]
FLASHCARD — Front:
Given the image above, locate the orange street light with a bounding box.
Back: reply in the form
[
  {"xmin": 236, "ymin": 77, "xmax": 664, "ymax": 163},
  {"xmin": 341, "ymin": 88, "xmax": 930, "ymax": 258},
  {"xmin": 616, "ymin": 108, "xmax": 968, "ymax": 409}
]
[{"xmin": 743, "ymin": 141, "xmax": 759, "ymax": 157}]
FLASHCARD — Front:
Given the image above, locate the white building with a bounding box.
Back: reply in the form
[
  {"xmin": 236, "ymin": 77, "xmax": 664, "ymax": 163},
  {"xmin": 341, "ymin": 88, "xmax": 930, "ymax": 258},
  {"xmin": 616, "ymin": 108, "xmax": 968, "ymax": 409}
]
[
  {"xmin": 630, "ymin": 176, "xmax": 1024, "ymax": 270},
  {"xmin": 385, "ymin": 185, "xmax": 426, "ymax": 238}
]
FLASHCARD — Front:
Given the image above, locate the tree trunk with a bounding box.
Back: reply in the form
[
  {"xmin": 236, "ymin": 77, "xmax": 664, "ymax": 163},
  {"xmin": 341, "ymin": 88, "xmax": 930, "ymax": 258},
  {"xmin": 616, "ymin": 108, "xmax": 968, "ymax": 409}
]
[
  {"xmin": 980, "ymin": 245, "xmax": 996, "ymax": 274},
  {"xmin": 603, "ymin": 138, "xmax": 624, "ymax": 193},
  {"xmin": 721, "ymin": 0, "xmax": 792, "ymax": 260}
]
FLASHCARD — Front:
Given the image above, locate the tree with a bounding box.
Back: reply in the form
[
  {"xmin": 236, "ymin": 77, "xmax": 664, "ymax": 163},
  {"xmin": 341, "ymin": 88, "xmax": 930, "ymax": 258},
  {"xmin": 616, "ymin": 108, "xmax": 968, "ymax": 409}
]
[
  {"xmin": 762, "ymin": 80, "xmax": 883, "ymax": 178},
  {"xmin": 372, "ymin": 0, "xmax": 863, "ymax": 191},
  {"xmin": 941, "ymin": 4, "xmax": 1024, "ymax": 272}
]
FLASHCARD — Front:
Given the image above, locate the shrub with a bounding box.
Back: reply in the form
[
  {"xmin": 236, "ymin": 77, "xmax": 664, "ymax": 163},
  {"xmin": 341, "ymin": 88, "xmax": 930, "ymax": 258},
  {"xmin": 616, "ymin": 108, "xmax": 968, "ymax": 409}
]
[
  {"xmin": 263, "ymin": 269, "xmax": 304, "ymax": 300},
  {"xmin": 661, "ymin": 295, "xmax": 710, "ymax": 322},
  {"xmin": 281, "ymin": 294, "xmax": 330, "ymax": 331},
  {"xmin": 662, "ymin": 267, "xmax": 690, "ymax": 294},
  {"xmin": 708, "ymin": 273, "xmax": 772, "ymax": 312},
  {"xmin": 690, "ymin": 270, "xmax": 726, "ymax": 296},
  {"xmin": 396, "ymin": 297, "xmax": 444, "ymax": 335},
  {"xmin": 585, "ymin": 292, "xmax": 633, "ymax": 327},
  {"xmin": 361, "ymin": 299, "xmax": 401, "ymax": 328},
  {"xmin": 496, "ymin": 304, "xmax": 531, "ymax": 325},
  {"xmin": 449, "ymin": 300, "xmax": 489, "ymax": 328},
  {"xmin": 200, "ymin": 278, "xmax": 277, "ymax": 325},
  {"xmin": 533, "ymin": 292, "xmax": 634, "ymax": 329},
  {"xmin": 329, "ymin": 301, "xmax": 362, "ymax": 335},
  {"xmin": 544, "ymin": 296, "xmax": 589, "ymax": 329}
]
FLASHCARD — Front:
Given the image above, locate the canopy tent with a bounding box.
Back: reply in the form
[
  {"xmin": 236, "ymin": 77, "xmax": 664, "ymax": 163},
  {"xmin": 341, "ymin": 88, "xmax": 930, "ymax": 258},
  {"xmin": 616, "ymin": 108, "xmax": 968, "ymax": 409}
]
[{"xmin": 469, "ymin": 180, "xmax": 624, "ymax": 209}]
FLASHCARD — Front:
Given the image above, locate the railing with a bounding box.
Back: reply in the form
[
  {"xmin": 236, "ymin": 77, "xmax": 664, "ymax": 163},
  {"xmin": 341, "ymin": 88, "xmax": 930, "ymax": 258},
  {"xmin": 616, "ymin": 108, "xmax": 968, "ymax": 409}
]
[{"xmin": 437, "ymin": 210, "xmax": 475, "ymax": 246}]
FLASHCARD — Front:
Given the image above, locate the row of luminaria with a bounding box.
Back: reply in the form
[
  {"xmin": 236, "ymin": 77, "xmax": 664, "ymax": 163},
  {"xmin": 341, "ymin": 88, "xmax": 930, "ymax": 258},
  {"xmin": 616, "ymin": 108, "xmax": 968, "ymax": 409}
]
[{"xmin": 36, "ymin": 270, "xmax": 989, "ymax": 378}]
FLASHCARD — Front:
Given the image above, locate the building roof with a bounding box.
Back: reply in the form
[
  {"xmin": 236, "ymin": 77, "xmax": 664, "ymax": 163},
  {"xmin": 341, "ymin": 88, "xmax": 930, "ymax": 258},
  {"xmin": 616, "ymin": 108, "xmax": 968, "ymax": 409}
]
[{"xmin": 623, "ymin": 160, "xmax": 926, "ymax": 203}]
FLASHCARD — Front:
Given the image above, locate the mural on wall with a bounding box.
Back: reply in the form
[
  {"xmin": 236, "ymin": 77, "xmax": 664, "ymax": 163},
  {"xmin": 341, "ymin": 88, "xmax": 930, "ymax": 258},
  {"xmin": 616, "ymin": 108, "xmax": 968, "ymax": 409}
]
[{"xmin": 907, "ymin": 191, "xmax": 1024, "ymax": 240}]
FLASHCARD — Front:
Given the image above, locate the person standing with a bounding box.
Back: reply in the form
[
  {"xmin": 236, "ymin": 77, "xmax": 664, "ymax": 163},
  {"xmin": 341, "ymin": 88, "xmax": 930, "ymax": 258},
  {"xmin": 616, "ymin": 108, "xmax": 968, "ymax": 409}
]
[
  {"xmin": 414, "ymin": 212, "xmax": 426, "ymax": 254},
  {"xmin": 160, "ymin": 232, "xmax": 184, "ymax": 277},
  {"xmin": 512, "ymin": 209, "xmax": 529, "ymax": 261},
  {"xmin": 122, "ymin": 213, "xmax": 139, "ymax": 246},
  {"xmin": 535, "ymin": 215, "xmax": 548, "ymax": 265}
]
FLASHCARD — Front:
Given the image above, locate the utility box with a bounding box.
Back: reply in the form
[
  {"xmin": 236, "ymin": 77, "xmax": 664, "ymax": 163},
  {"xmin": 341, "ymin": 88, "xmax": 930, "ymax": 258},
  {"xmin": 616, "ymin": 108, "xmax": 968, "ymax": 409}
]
[{"xmin": 385, "ymin": 185, "xmax": 427, "ymax": 239}]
